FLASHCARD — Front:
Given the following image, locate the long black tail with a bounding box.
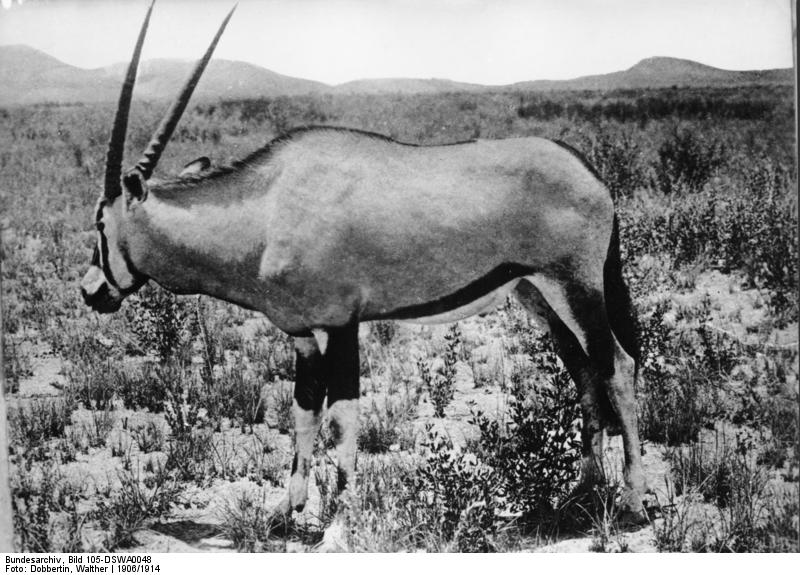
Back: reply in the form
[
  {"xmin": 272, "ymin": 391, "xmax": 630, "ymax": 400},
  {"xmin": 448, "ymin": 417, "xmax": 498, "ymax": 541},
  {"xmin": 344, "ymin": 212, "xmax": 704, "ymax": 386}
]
[{"xmin": 603, "ymin": 214, "xmax": 640, "ymax": 363}]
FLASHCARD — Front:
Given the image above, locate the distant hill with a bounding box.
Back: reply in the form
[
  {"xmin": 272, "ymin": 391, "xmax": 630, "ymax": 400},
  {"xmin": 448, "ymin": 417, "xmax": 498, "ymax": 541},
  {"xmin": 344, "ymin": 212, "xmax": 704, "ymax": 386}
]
[
  {"xmin": 512, "ymin": 56, "xmax": 794, "ymax": 91},
  {"xmin": 334, "ymin": 77, "xmax": 487, "ymax": 94},
  {"xmin": 0, "ymin": 46, "xmax": 793, "ymax": 106},
  {"xmin": 0, "ymin": 45, "xmax": 120, "ymax": 105},
  {"xmin": 100, "ymin": 58, "xmax": 329, "ymax": 100}
]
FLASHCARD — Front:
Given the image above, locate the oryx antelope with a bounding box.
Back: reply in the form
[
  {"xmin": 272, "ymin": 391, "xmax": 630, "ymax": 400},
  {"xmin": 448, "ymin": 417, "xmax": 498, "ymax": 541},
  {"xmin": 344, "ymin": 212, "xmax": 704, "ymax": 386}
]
[{"xmin": 81, "ymin": 1, "xmax": 648, "ymax": 534}]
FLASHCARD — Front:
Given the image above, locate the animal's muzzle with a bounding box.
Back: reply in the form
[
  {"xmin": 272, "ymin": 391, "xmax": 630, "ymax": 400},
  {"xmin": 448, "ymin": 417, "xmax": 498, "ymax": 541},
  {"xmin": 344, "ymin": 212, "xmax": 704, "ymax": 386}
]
[{"xmin": 81, "ymin": 266, "xmax": 122, "ymax": 314}]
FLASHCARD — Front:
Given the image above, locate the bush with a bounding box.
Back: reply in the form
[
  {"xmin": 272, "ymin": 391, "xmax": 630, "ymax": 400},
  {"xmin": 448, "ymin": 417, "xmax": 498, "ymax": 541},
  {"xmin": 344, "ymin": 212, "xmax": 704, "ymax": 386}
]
[
  {"xmin": 358, "ymin": 395, "xmax": 418, "ymax": 454},
  {"xmin": 10, "ymin": 398, "xmax": 74, "ymax": 455},
  {"xmin": 116, "ymin": 363, "xmax": 168, "ymax": 413},
  {"xmin": 585, "ymin": 130, "xmax": 647, "ymax": 198},
  {"xmin": 126, "ymin": 285, "xmax": 191, "ymax": 361},
  {"xmin": 95, "ymin": 466, "xmax": 179, "ymax": 550},
  {"xmin": 637, "ymin": 302, "xmax": 724, "ymax": 445},
  {"xmin": 653, "ymin": 127, "xmax": 724, "ymax": 195},
  {"xmin": 412, "ymin": 429, "xmax": 500, "ymax": 551},
  {"xmin": 11, "ymin": 464, "xmax": 85, "ymax": 552},
  {"xmin": 218, "ymin": 490, "xmax": 280, "ymax": 552},
  {"xmin": 418, "ymin": 323, "xmax": 461, "ymax": 417},
  {"xmin": 471, "ymin": 360, "xmax": 582, "ymax": 521}
]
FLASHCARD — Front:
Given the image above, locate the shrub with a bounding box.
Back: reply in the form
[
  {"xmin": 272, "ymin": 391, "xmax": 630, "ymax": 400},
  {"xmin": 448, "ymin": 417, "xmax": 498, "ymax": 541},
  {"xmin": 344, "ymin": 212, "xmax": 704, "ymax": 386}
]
[
  {"xmin": 126, "ymin": 285, "xmax": 191, "ymax": 361},
  {"xmin": 65, "ymin": 361, "xmax": 117, "ymax": 412},
  {"xmin": 11, "ymin": 464, "xmax": 85, "ymax": 552},
  {"xmin": 471, "ymin": 374, "xmax": 581, "ymax": 520},
  {"xmin": 10, "ymin": 398, "xmax": 75, "ymax": 457},
  {"xmin": 358, "ymin": 394, "xmax": 418, "ymax": 454},
  {"xmin": 220, "ymin": 358, "xmax": 265, "ymax": 433},
  {"xmin": 116, "ymin": 363, "xmax": 168, "ymax": 413},
  {"xmin": 131, "ymin": 420, "xmax": 166, "ymax": 453},
  {"xmin": 219, "ymin": 490, "xmax": 280, "ymax": 552},
  {"xmin": 585, "ymin": 130, "xmax": 647, "ymax": 198},
  {"xmin": 3, "ymin": 338, "xmax": 30, "ymax": 394},
  {"xmin": 418, "ymin": 323, "xmax": 461, "ymax": 417},
  {"xmin": 412, "ymin": 429, "xmax": 500, "ymax": 551},
  {"xmin": 95, "ymin": 466, "xmax": 179, "ymax": 550},
  {"xmin": 653, "ymin": 127, "xmax": 724, "ymax": 195},
  {"xmin": 371, "ymin": 320, "xmax": 398, "ymax": 347},
  {"xmin": 637, "ymin": 301, "xmax": 724, "ymax": 445}
]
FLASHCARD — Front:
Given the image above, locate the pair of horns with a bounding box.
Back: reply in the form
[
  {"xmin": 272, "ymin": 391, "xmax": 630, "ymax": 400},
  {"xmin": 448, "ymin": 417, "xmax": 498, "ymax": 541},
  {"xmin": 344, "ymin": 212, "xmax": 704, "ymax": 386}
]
[{"xmin": 104, "ymin": 0, "xmax": 235, "ymax": 199}]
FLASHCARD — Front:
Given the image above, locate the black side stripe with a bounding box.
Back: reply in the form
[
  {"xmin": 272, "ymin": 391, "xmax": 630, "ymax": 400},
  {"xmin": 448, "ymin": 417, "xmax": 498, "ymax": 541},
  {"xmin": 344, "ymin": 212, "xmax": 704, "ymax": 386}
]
[{"xmin": 373, "ymin": 263, "xmax": 534, "ymax": 321}]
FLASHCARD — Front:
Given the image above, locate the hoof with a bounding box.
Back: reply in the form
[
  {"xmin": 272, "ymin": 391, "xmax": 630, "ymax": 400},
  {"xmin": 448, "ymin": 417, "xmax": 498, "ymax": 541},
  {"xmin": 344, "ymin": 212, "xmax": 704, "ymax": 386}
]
[
  {"xmin": 617, "ymin": 490, "xmax": 649, "ymax": 527},
  {"xmin": 317, "ymin": 520, "xmax": 348, "ymax": 553},
  {"xmin": 265, "ymin": 498, "xmax": 293, "ymax": 535}
]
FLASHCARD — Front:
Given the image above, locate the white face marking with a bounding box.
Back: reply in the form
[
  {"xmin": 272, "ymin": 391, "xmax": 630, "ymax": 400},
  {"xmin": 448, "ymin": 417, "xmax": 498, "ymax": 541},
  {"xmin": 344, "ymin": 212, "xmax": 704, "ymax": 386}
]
[
  {"xmin": 525, "ymin": 274, "xmax": 589, "ymax": 355},
  {"xmin": 401, "ymin": 278, "xmax": 521, "ymax": 325}
]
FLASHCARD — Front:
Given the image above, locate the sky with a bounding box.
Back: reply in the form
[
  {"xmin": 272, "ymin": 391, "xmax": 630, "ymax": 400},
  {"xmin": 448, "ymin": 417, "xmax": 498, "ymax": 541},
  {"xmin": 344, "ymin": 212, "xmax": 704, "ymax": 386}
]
[{"xmin": 0, "ymin": 0, "xmax": 794, "ymax": 86}]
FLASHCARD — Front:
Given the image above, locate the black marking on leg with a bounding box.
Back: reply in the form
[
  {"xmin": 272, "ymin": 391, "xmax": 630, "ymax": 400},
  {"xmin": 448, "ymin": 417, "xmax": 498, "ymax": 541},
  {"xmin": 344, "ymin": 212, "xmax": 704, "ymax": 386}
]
[
  {"xmin": 290, "ymin": 453, "xmax": 298, "ymax": 475},
  {"xmin": 294, "ymin": 345, "xmax": 326, "ymax": 412},
  {"xmin": 516, "ymin": 279, "xmax": 620, "ymax": 434},
  {"xmin": 329, "ymin": 418, "xmax": 343, "ymax": 445},
  {"xmin": 336, "ymin": 468, "xmax": 349, "ymax": 493},
  {"xmin": 325, "ymin": 325, "xmax": 361, "ymax": 406}
]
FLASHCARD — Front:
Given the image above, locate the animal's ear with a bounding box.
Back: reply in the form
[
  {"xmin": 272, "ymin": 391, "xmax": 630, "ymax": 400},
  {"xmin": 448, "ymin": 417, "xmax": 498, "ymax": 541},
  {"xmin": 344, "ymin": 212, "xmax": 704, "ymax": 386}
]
[
  {"xmin": 179, "ymin": 156, "xmax": 211, "ymax": 177},
  {"xmin": 122, "ymin": 170, "xmax": 148, "ymax": 204}
]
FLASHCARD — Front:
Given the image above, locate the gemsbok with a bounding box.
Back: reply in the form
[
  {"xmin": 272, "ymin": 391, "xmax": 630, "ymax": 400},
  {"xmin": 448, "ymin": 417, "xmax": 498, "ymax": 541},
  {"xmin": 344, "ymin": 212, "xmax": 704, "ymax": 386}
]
[{"xmin": 81, "ymin": 0, "xmax": 648, "ymax": 542}]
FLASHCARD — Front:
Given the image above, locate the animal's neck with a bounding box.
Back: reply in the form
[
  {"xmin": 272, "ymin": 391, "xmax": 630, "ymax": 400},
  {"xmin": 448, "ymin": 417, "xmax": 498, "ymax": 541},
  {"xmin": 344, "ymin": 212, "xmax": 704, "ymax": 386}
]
[{"xmin": 129, "ymin": 185, "xmax": 270, "ymax": 310}]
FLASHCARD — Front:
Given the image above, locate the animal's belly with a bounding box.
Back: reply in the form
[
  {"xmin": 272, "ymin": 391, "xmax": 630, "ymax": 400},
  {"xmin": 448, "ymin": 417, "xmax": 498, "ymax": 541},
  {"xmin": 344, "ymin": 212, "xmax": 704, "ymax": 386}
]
[{"xmin": 399, "ymin": 278, "xmax": 521, "ymax": 325}]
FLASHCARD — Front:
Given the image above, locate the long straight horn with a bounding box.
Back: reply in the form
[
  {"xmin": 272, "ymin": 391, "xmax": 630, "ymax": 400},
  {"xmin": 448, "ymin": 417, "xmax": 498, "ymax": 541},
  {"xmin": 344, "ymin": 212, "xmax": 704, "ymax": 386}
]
[
  {"xmin": 134, "ymin": 5, "xmax": 236, "ymax": 180},
  {"xmin": 105, "ymin": 0, "xmax": 155, "ymax": 199}
]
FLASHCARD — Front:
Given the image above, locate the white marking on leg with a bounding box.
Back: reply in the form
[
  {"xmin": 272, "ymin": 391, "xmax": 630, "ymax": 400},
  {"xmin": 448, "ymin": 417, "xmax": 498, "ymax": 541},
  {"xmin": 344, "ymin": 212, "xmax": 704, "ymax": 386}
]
[
  {"xmin": 295, "ymin": 336, "xmax": 317, "ymax": 358},
  {"xmin": 288, "ymin": 399, "xmax": 322, "ymax": 511},
  {"xmin": 327, "ymin": 398, "xmax": 359, "ymax": 493},
  {"xmin": 312, "ymin": 328, "xmax": 329, "ymax": 355},
  {"xmin": 526, "ymin": 274, "xmax": 589, "ymax": 354}
]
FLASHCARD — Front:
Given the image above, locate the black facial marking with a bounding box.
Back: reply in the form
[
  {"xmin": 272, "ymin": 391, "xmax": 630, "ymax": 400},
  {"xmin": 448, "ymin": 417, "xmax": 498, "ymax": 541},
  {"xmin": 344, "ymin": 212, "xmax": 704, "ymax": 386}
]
[
  {"xmin": 93, "ymin": 198, "xmax": 147, "ymax": 294},
  {"xmin": 98, "ymin": 226, "xmax": 119, "ymax": 289}
]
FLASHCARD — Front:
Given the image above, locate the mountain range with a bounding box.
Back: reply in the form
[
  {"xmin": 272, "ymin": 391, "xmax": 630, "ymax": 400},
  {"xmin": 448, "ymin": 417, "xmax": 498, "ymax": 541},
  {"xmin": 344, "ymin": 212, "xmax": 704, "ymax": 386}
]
[{"xmin": 0, "ymin": 45, "xmax": 793, "ymax": 106}]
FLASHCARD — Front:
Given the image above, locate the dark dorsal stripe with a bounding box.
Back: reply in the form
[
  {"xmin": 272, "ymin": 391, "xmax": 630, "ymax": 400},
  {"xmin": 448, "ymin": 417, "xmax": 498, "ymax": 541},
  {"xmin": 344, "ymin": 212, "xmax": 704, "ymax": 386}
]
[
  {"xmin": 550, "ymin": 139, "xmax": 605, "ymax": 184},
  {"xmin": 374, "ymin": 263, "xmax": 534, "ymax": 321},
  {"xmin": 154, "ymin": 125, "xmax": 478, "ymax": 195}
]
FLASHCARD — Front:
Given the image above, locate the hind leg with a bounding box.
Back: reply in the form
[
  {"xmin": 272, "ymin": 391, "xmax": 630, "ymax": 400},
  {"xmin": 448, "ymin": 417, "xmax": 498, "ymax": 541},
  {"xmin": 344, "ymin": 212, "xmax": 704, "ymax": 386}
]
[
  {"xmin": 521, "ymin": 275, "xmax": 646, "ymax": 518},
  {"xmin": 515, "ymin": 279, "xmax": 607, "ymax": 487}
]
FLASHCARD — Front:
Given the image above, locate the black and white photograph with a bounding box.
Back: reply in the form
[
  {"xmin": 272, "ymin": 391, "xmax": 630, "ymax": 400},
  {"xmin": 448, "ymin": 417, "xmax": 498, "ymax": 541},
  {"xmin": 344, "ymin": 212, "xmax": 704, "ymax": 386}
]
[{"xmin": 0, "ymin": 0, "xmax": 796, "ymax": 554}]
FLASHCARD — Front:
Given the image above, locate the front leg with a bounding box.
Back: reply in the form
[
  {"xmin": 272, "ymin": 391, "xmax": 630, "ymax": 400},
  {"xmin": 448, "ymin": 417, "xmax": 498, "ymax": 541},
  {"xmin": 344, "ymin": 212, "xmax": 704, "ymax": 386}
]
[
  {"xmin": 279, "ymin": 335, "xmax": 326, "ymax": 515},
  {"xmin": 324, "ymin": 325, "xmax": 361, "ymax": 495},
  {"xmin": 319, "ymin": 325, "xmax": 360, "ymax": 551}
]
